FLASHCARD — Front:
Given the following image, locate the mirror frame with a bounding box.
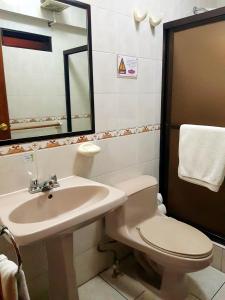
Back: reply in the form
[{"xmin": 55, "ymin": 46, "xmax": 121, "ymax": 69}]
[
  {"xmin": 0, "ymin": 0, "xmax": 95, "ymax": 146},
  {"xmin": 63, "ymin": 44, "xmax": 89, "ymax": 132}
]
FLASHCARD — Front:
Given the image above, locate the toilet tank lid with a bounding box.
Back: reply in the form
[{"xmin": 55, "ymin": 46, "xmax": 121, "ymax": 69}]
[{"xmin": 114, "ymin": 176, "xmax": 158, "ymax": 196}]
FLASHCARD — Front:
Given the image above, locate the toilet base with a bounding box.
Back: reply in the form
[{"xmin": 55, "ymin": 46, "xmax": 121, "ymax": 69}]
[
  {"xmin": 135, "ymin": 251, "xmax": 189, "ymax": 300},
  {"xmin": 134, "ymin": 250, "xmax": 161, "ymax": 289},
  {"xmin": 161, "ymin": 270, "xmax": 188, "ymax": 300}
]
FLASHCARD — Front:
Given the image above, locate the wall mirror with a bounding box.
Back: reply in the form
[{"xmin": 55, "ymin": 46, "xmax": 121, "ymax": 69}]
[{"xmin": 0, "ymin": 0, "xmax": 94, "ymax": 145}]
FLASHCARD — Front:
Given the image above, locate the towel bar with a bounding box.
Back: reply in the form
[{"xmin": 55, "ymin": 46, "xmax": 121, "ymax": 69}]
[
  {"xmin": 171, "ymin": 124, "xmax": 181, "ymax": 129},
  {"xmin": 10, "ymin": 120, "xmax": 62, "ymax": 131},
  {"xmin": 0, "ymin": 225, "xmax": 22, "ymax": 273}
]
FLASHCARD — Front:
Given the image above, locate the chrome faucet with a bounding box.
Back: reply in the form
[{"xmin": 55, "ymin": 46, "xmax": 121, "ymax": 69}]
[{"xmin": 29, "ymin": 174, "xmax": 59, "ymax": 194}]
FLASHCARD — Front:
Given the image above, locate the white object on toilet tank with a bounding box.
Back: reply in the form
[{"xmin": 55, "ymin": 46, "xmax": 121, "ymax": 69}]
[
  {"xmin": 158, "ymin": 204, "xmax": 167, "ymax": 215},
  {"xmin": 157, "ymin": 193, "xmax": 163, "ymax": 205},
  {"xmin": 157, "ymin": 193, "xmax": 167, "ymax": 215}
]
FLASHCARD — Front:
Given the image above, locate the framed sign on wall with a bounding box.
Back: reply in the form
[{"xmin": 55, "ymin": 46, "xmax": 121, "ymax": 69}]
[{"xmin": 117, "ymin": 54, "xmax": 138, "ymax": 78}]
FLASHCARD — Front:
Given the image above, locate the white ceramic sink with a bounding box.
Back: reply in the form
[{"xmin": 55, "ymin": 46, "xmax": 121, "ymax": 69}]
[
  {"xmin": 0, "ymin": 175, "xmax": 126, "ymax": 300},
  {"xmin": 0, "ymin": 175, "xmax": 126, "ymax": 246},
  {"xmin": 10, "ymin": 186, "xmax": 109, "ymax": 224}
]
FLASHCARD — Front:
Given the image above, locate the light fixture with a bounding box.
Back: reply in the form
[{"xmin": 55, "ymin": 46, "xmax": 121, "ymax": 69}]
[
  {"xmin": 149, "ymin": 15, "xmax": 162, "ymax": 28},
  {"xmin": 133, "ymin": 9, "xmax": 147, "ymax": 23}
]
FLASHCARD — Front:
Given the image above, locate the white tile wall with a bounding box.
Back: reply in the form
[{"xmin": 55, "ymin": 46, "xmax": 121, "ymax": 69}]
[
  {"xmin": 216, "ymin": 0, "xmax": 225, "ymax": 7},
  {"xmin": 222, "ymin": 249, "xmax": 225, "ymax": 273},
  {"xmin": 73, "ymin": 219, "xmax": 104, "ymax": 256},
  {"xmin": 117, "ymin": 94, "xmax": 138, "ymax": 129},
  {"xmin": 212, "ymin": 244, "xmax": 223, "ymax": 271},
  {"xmin": 94, "ymin": 94, "xmax": 120, "ymax": 132},
  {"xmin": 91, "ymin": 6, "xmax": 117, "ymax": 53},
  {"xmin": 198, "ymin": 0, "xmax": 218, "ymax": 8},
  {"xmin": 92, "ymin": 51, "xmax": 117, "ymax": 93},
  {"xmin": 193, "ymin": 0, "xmax": 225, "ymax": 10},
  {"xmin": 0, "ymin": 0, "xmax": 223, "ymax": 298},
  {"xmin": 74, "ymin": 246, "xmax": 113, "ymax": 286},
  {"xmin": 137, "ymin": 94, "xmax": 155, "ymax": 125},
  {"xmin": 211, "ymin": 243, "xmax": 225, "ymax": 274}
]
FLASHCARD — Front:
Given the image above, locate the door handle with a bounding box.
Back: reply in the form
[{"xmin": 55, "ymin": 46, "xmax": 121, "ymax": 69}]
[{"xmin": 0, "ymin": 122, "xmax": 8, "ymax": 131}]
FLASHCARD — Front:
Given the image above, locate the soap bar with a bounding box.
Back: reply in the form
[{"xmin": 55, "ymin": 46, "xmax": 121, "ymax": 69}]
[{"xmin": 77, "ymin": 142, "xmax": 101, "ymax": 157}]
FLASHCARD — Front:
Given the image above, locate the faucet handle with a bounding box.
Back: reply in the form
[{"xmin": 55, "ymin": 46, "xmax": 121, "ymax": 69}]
[
  {"xmin": 50, "ymin": 174, "xmax": 59, "ymax": 187},
  {"xmin": 50, "ymin": 174, "xmax": 57, "ymax": 183},
  {"xmin": 30, "ymin": 178, "xmax": 38, "ymax": 187},
  {"xmin": 29, "ymin": 179, "xmax": 39, "ymax": 193}
]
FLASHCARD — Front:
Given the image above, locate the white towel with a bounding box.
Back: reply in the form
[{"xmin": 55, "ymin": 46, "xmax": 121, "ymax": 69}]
[
  {"xmin": 0, "ymin": 255, "xmax": 30, "ymax": 300},
  {"xmin": 178, "ymin": 124, "xmax": 225, "ymax": 192}
]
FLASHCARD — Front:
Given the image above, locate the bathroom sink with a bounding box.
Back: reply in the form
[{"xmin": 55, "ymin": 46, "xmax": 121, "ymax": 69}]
[
  {"xmin": 0, "ymin": 176, "xmax": 126, "ymax": 245},
  {"xmin": 9, "ymin": 186, "xmax": 109, "ymax": 224}
]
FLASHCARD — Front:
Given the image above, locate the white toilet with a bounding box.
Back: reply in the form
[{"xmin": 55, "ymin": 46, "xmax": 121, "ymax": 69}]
[{"xmin": 105, "ymin": 176, "xmax": 213, "ymax": 300}]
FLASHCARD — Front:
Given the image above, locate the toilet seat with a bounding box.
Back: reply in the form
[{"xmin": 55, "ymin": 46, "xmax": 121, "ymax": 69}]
[{"xmin": 137, "ymin": 216, "xmax": 212, "ymax": 259}]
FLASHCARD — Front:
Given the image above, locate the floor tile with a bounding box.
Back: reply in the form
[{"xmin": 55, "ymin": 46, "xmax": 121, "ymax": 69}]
[
  {"xmin": 187, "ymin": 295, "xmax": 200, "ymax": 300},
  {"xmin": 79, "ymin": 257, "xmax": 225, "ymax": 300},
  {"xmin": 78, "ymin": 276, "xmax": 126, "ymax": 300},
  {"xmin": 135, "ymin": 290, "xmax": 161, "ymax": 300},
  {"xmin": 119, "ymin": 257, "xmax": 225, "ymax": 300},
  {"xmin": 188, "ymin": 266, "xmax": 225, "ymax": 300},
  {"xmin": 212, "ymin": 283, "xmax": 225, "ymax": 300},
  {"xmin": 100, "ymin": 267, "xmax": 145, "ymax": 300},
  {"xmin": 133, "ymin": 290, "xmax": 199, "ymax": 300}
]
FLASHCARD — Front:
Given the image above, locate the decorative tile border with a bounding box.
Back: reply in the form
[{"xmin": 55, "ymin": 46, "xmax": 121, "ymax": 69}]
[
  {"xmin": 10, "ymin": 114, "xmax": 91, "ymax": 124},
  {"xmin": 0, "ymin": 124, "xmax": 160, "ymax": 157}
]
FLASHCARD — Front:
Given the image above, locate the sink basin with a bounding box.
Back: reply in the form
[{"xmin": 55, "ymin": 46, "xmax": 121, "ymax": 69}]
[
  {"xmin": 0, "ymin": 175, "xmax": 126, "ymax": 300},
  {"xmin": 0, "ymin": 175, "xmax": 126, "ymax": 245},
  {"xmin": 10, "ymin": 186, "xmax": 109, "ymax": 224}
]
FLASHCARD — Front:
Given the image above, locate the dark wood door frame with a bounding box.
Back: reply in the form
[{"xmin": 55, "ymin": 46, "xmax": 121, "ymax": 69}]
[
  {"xmin": 0, "ymin": 33, "xmax": 11, "ymax": 140},
  {"xmin": 160, "ymin": 7, "xmax": 225, "ymax": 245}
]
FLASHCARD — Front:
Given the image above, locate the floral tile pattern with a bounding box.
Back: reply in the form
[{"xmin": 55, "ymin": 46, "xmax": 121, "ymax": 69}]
[
  {"xmin": 0, "ymin": 124, "xmax": 160, "ymax": 157},
  {"xmin": 10, "ymin": 114, "xmax": 91, "ymax": 124}
]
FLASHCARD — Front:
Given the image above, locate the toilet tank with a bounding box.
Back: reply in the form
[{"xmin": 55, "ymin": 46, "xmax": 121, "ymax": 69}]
[{"xmin": 114, "ymin": 176, "xmax": 158, "ymax": 228}]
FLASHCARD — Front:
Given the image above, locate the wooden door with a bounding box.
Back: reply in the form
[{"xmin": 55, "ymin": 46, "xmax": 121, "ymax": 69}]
[
  {"xmin": 161, "ymin": 10, "xmax": 225, "ymax": 244},
  {"xmin": 0, "ymin": 39, "xmax": 10, "ymax": 140}
]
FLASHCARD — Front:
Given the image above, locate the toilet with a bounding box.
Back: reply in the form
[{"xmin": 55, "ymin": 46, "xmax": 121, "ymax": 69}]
[{"xmin": 105, "ymin": 176, "xmax": 213, "ymax": 300}]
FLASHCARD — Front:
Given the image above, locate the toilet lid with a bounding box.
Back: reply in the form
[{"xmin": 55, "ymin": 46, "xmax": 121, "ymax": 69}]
[{"xmin": 138, "ymin": 216, "xmax": 212, "ymax": 258}]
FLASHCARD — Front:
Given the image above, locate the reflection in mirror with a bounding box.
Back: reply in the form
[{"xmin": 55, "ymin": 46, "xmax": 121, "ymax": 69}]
[
  {"xmin": 64, "ymin": 46, "xmax": 91, "ymax": 133},
  {"xmin": 0, "ymin": 0, "xmax": 94, "ymax": 144}
]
